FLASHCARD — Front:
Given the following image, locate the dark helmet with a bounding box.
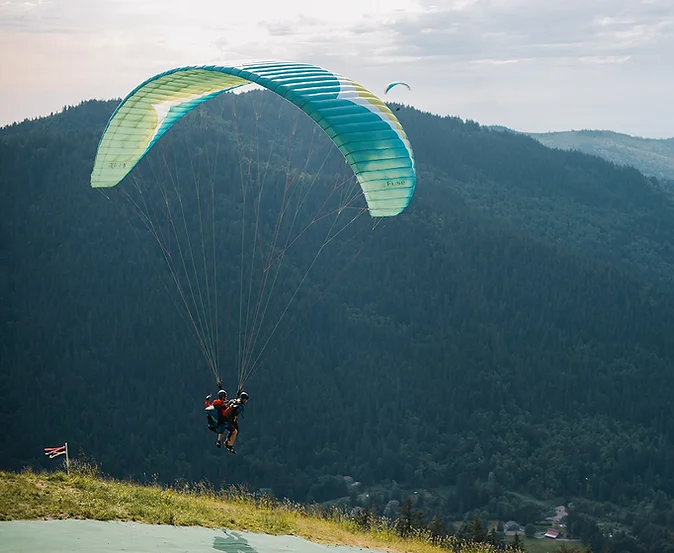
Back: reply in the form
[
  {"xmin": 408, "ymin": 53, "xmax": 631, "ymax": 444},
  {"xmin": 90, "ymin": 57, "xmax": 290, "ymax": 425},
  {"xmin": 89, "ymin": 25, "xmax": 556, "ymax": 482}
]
[
  {"xmin": 218, "ymin": 390, "xmax": 227, "ymax": 398},
  {"xmin": 239, "ymin": 391, "xmax": 249, "ymax": 401}
]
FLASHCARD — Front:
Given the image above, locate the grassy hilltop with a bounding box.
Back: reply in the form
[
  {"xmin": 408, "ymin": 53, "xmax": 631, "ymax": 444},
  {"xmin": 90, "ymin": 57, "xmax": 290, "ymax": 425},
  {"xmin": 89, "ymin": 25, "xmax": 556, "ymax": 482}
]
[{"xmin": 0, "ymin": 469, "xmax": 502, "ymax": 553}]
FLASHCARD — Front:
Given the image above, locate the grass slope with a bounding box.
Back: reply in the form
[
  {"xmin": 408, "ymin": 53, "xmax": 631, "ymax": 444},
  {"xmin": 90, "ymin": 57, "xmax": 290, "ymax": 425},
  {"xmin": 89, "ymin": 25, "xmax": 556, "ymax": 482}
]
[{"xmin": 0, "ymin": 470, "xmax": 496, "ymax": 553}]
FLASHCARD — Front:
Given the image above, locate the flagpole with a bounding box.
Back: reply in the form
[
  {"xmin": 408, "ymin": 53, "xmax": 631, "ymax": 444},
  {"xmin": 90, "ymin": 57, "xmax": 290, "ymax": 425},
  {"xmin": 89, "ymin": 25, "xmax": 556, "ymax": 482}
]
[{"xmin": 65, "ymin": 442, "xmax": 70, "ymax": 476}]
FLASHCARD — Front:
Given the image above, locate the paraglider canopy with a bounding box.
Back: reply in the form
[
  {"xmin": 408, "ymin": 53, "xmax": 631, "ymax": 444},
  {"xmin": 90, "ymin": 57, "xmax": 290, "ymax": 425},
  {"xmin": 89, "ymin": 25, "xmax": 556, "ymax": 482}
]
[
  {"xmin": 89, "ymin": 60, "xmax": 418, "ymax": 389},
  {"xmin": 385, "ymin": 81, "xmax": 411, "ymax": 95},
  {"xmin": 91, "ymin": 62, "xmax": 416, "ymax": 218}
]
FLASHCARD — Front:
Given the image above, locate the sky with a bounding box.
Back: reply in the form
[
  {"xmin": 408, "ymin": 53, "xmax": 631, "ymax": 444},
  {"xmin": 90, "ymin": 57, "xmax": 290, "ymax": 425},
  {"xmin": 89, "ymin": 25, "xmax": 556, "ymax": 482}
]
[{"xmin": 1, "ymin": 0, "xmax": 672, "ymax": 137}]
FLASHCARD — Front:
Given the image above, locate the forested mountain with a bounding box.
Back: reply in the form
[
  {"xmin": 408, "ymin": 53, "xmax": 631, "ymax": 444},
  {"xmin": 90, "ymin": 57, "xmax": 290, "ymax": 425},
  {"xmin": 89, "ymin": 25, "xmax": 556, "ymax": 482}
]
[
  {"xmin": 527, "ymin": 129, "xmax": 674, "ymax": 184},
  {"xmin": 3, "ymin": 96, "xmax": 674, "ymax": 553}
]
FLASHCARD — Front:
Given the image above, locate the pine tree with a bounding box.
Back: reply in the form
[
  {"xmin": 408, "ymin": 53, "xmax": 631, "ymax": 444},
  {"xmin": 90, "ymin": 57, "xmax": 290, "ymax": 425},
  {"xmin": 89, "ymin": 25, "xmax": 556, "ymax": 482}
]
[
  {"xmin": 396, "ymin": 495, "xmax": 424, "ymax": 537},
  {"xmin": 487, "ymin": 527, "xmax": 503, "ymax": 548},
  {"xmin": 510, "ymin": 532, "xmax": 526, "ymax": 552},
  {"xmin": 427, "ymin": 514, "xmax": 448, "ymax": 543},
  {"xmin": 471, "ymin": 515, "xmax": 487, "ymax": 543},
  {"xmin": 396, "ymin": 495, "xmax": 415, "ymax": 537}
]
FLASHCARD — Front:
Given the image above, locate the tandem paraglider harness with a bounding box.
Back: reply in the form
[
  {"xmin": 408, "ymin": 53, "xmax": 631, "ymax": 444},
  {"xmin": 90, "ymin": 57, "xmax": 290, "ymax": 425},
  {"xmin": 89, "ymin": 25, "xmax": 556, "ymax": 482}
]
[
  {"xmin": 205, "ymin": 404, "xmax": 220, "ymax": 433},
  {"xmin": 206, "ymin": 404, "xmax": 231, "ymax": 434},
  {"xmin": 205, "ymin": 397, "xmax": 245, "ymax": 433}
]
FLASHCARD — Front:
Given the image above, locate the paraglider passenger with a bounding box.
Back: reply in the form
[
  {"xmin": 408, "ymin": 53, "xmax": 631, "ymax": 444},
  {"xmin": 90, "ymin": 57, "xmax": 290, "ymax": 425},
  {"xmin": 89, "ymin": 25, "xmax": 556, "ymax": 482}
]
[
  {"xmin": 224, "ymin": 391, "xmax": 249, "ymax": 454},
  {"xmin": 205, "ymin": 386, "xmax": 230, "ymax": 448}
]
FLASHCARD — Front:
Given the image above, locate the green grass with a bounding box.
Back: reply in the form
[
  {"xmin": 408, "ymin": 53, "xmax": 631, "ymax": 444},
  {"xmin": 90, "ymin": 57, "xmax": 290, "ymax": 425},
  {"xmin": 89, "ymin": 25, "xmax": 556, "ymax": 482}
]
[
  {"xmin": 506, "ymin": 536, "xmax": 585, "ymax": 553},
  {"xmin": 0, "ymin": 469, "xmax": 499, "ymax": 553}
]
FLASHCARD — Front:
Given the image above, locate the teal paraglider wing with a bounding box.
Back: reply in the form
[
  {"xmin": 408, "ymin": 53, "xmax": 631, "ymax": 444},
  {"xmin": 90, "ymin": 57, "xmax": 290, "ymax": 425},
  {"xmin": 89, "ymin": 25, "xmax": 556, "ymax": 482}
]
[
  {"xmin": 91, "ymin": 62, "xmax": 416, "ymax": 217},
  {"xmin": 384, "ymin": 81, "xmax": 411, "ymax": 95}
]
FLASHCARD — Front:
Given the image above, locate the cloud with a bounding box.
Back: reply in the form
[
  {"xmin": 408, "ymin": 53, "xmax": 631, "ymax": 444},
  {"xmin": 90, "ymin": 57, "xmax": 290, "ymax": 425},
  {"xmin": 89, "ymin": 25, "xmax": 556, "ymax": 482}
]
[
  {"xmin": 0, "ymin": 0, "xmax": 672, "ymax": 136},
  {"xmin": 578, "ymin": 55, "xmax": 632, "ymax": 64},
  {"xmin": 471, "ymin": 58, "xmax": 534, "ymax": 65},
  {"xmin": 354, "ymin": 0, "xmax": 674, "ymax": 64}
]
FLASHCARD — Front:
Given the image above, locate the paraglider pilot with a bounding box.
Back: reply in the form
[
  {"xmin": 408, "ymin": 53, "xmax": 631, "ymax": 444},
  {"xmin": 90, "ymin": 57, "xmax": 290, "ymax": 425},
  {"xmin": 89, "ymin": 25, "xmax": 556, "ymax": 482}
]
[{"xmin": 223, "ymin": 391, "xmax": 249, "ymax": 454}]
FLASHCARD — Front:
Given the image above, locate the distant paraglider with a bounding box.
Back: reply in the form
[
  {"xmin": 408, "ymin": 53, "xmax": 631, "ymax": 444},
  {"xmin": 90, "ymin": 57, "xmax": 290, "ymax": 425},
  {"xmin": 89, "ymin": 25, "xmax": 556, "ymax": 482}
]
[
  {"xmin": 385, "ymin": 81, "xmax": 411, "ymax": 110},
  {"xmin": 384, "ymin": 81, "xmax": 411, "ymax": 95}
]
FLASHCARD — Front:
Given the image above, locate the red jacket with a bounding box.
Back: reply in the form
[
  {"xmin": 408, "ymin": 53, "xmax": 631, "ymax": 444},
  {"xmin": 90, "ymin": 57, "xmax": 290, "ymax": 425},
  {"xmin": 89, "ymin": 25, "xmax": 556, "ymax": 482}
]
[{"xmin": 206, "ymin": 398, "xmax": 230, "ymax": 419}]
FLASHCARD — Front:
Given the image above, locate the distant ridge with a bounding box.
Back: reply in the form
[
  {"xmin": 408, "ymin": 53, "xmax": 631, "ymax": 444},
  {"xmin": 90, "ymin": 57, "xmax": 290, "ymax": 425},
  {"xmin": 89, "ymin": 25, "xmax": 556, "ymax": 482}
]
[{"xmin": 526, "ymin": 129, "xmax": 674, "ymax": 183}]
